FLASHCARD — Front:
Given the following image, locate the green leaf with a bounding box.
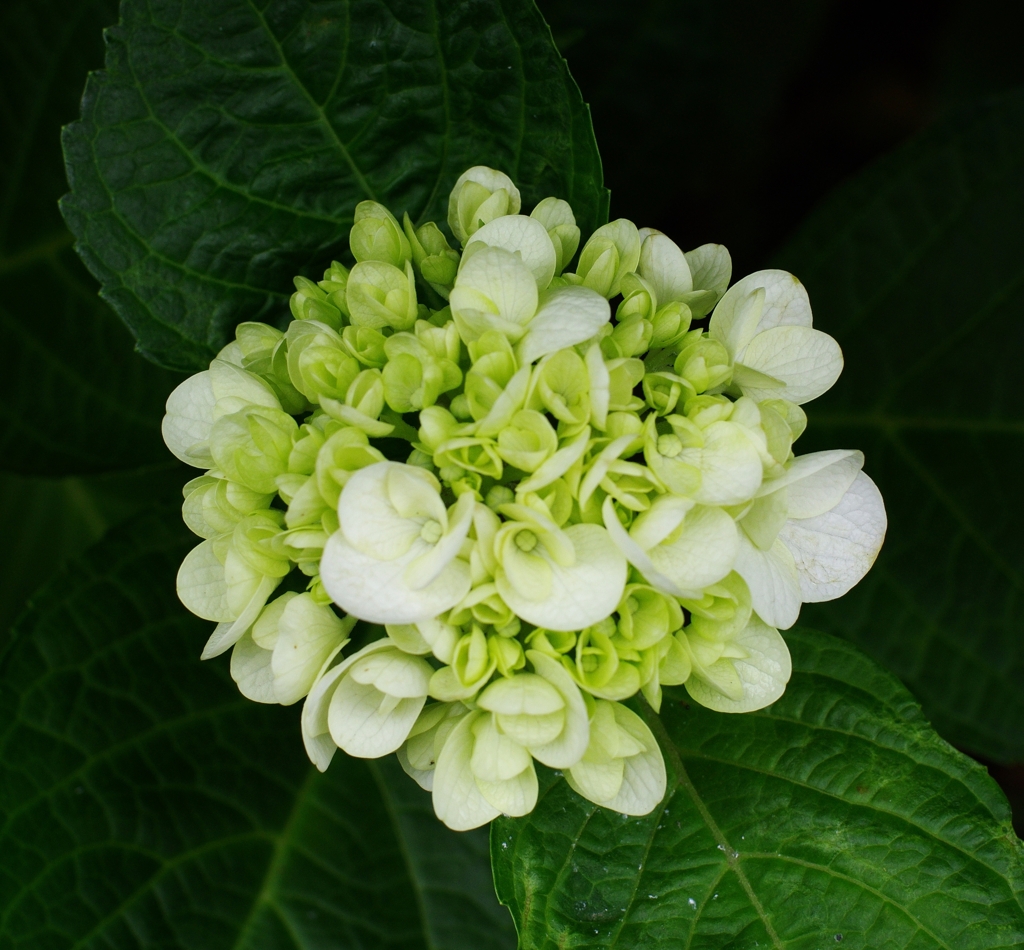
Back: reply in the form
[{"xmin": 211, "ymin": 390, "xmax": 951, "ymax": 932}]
[
  {"xmin": 0, "ymin": 0, "xmax": 183, "ymax": 475},
  {"xmin": 0, "ymin": 512, "xmax": 516, "ymax": 949},
  {"xmin": 0, "ymin": 463, "xmax": 186, "ymax": 650},
  {"xmin": 59, "ymin": 0, "xmax": 607, "ymax": 372},
  {"xmin": 493, "ymin": 628, "xmax": 1024, "ymax": 948},
  {"xmin": 772, "ymin": 90, "xmax": 1024, "ymax": 761}
]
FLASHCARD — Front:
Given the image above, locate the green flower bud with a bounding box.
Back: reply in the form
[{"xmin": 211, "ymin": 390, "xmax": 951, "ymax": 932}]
[
  {"xmin": 290, "ymin": 275, "xmax": 344, "ymax": 329},
  {"xmin": 232, "ymin": 323, "xmax": 307, "ymax": 415},
  {"xmin": 404, "ymin": 214, "xmax": 461, "ymax": 298},
  {"xmin": 182, "ymin": 474, "xmax": 274, "ymax": 539},
  {"xmin": 496, "ymin": 409, "xmax": 558, "ymax": 473},
  {"xmin": 315, "ymin": 427, "xmax": 386, "ymax": 510},
  {"xmin": 465, "ymin": 331, "xmax": 521, "ymax": 419},
  {"xmin": 430, "ymin": 625, "xmax": 498, "ymax": 701},
  {"xmin": 674, "ymin": 333, "xmax": 733, "ymax": 394},
  {"xmin": 399, "ymin": 701, "xmax": 469, "ymax": 784},
  {"xmin": 346, "ymin": 259, "xmax": 418, "ymax": 330},
  {"xmin": 575, "ymin": 219, "xmax": 641, "ymax": 298},
  {"xmin": 210, "ymin": 406, "xmax": 298, "ymax": 494},
  {"xmin": 638, "ymin": 633, "xmax": 692, "ymax": 712},
  {"xmin": 616, "ymin": 273, "xmax": 657, "ymax": 323},
  {"xmin": 606, "ymin": 358, "xmax": 646, "ymax": 413},
  {"xmin": 317, "ymin": 260, "xmax": 351, "ymax": 318},
  {"xmin": 382, "ymin": 328, "xmax": 462, "ymax": 413},
  {"xmin": 525, "ymin": 628, "xmax": 577, "ymax": 658},
  {"xmin": 642, "ymin": 371, "xmax": 693, "ymax": 416},
  {"xmin": 609, "ymin": 313, "xmax": 654, "ymax": 359},
  {"xmin": 489, "ymin": 634, "xmax": 526, "ymax": 677},
  {"xmin": 447, "ymin": 166, "xmax": 522, "ymax": 246},
  {"xmin": 530, "ymin": 349, "xmax": 590, "ymax": 426},
  {"xmin": 285, "ymin": 320, "xmax": 361, "ymax": 405},
  {"xmin": 232, "ymin": 510, "xmax": 293, "ymax": 578},
  {"xmin": 616, "ymin": 583, "xmax": 683, "ymax": 651},
  {"xmin": 287, "ymin": 414, "xmax": 341, "ymax": 475},
  {"xmin": 276, "ymin": 525, "xmax": 329, "ymax": 574},
  {"xmin": 340, "ymin": 325, "xmax": 388, "ymax": 368},
  {"xmin": 760, "ymin": 397, "xmax": 807, "ymax": 445},
  {"xmin": 650, "ymin": 301, "xmax": 693, "ymax": 349},
  {"xmin": 350, "ymin": 200, "xmax": 412, "ymax": 267},
  {"xmin": 530, "ymin": 197, "xmax": 581, "ymax": 275},
  {"xmin": 564, "ymin": 617, "xmax": 640, "ymax": 701},
  {"xmin": 434, "ymin": 435, "xmax": 503, "ymax": 480}
]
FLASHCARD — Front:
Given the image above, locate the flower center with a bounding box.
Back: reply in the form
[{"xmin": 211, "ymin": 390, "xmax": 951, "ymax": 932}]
[
  {"xmin": 515, "ymin": 529, "xmax": 538, "ymax": 553},
  {"xmin": 420, "ymin": 519, "xmax": 443, "ymax": 543}
]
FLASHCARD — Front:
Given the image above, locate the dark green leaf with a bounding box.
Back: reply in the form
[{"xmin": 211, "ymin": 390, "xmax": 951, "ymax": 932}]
[
  {"xmin": 0, "ymin": 512, "xmax": 515, "ymax": 949},
  {"xmin": 494, "ymin": 628, "xmax": 1024, "ymax": 948},
  {"xmin": 60, "ymin": 0, "xmax": 607, "ymax": 371},
  {"xmin": 0, "ymin": 463, "xmax": 186, "ymax": 650},
  {"xmin": 772, "ymin": 91, "xmax": 1024, "ymax": 761},
  {"xmin": 0, "ymin": 0, "xmax": 183, "ymax": 475}
]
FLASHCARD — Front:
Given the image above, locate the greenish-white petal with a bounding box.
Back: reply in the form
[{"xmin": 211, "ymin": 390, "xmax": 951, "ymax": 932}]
[
  {"xmin": 780, "ymin": 471, "xmax": 887, "ymax": 603},
  {"xmin": 685, "ymin": 616, "xmax": 792, "ymax": 713},
  {"xmin": 162, "ymin": 371, "xmax": 216, "ymax": 467},
  {"xmin": 465, "ymin": 214, "xmax": 557, "ymax": 289},
  {"xmin": 433, "ymin": 712, "xmax": 501, "ymax": 831},
  {"xmin": 738, "ymin": 325, "xmax": 843, "ymax": 404},
  {"xmin": 515, "ymin": 286, "xmax": 611, "ymax": 366},
  {"xmin": 733, "ymin": 533, "xmax": 803, "ymax": 630}
]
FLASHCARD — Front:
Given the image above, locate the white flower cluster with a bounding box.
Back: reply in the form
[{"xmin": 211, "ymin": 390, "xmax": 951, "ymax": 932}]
[{"xmin": 163, "ymin": 166, "xmax": 886, "ymax": 830}]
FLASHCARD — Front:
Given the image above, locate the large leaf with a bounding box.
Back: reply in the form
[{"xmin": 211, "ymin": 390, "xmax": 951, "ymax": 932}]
[
  {"xmin": 0, "ymin": 513, "xmax": 515, "ymax": 949},
  {"xmin": 493, "ymin": 628, "xmax": 1024, "ymax": 948},
  {"xmin": 0, "ymin": 0, "xmax": 182, "ymax": 475},
  {"xmin": 0, "ymin": 463, "xmax": 186, "ymax": 650},
  {"xmin": 772, "ymin": 90, "xmax": 1024, "ymax": 761},
  {"xmin": 60, "ymin": 0, "xmax": 607, "ymax": 371}
]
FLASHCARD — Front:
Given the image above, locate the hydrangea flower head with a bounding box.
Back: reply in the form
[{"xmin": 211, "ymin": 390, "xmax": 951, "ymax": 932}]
[{"xmin": 163, "ymin": 168, "xmax": 886, "ymax": 830}]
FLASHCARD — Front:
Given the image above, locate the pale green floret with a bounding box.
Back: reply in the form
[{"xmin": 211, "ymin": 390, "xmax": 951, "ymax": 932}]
[
  {"xmin": 350, "ymin": 200, "xmax": 412, "ymax": 267},
  {"xmin": 346, "ymin": 259, "xmax": 419, "ymax": 330},
  {"xmin": 575, "ymin": 218, "xmax": 641, "ymax": 299},
  {"xmin": 530, "ymin": 197, "xmax": 581, "ymax": 275},
  {"xmin": 231, "ymin": 592, "xmax": 355, "ymax": 706},
  {"xmin": 447, "ymin": 165, "xmax": 522, "ymax": 246},
  {"xmin": 160, "ymin": 163, "xmax": 886, "ymax": 832},
  {"xmin": 404, "ymin": 214, "xmax": 461, "ymax": 298}
]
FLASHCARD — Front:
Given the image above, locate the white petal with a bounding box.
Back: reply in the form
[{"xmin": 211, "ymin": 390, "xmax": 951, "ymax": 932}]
[
  {"xmin": 398, "ymin": 744, "xmax": 435, "ymax": 791},
  {"xmin": 496, "ymin": 524, "xmax": 626, "ymax": 631},
  {"xmin": 515, "ymin": 286, "xmax": 611, "ymax": 366},
  {"xmin": 684, "ymin": 243, "xmax": 732, "ymax": 298},
  {"xmin": 466, "ymin": 215, "xmax": 557, "ymax": 289},
  {"xmin": 566, "ymin": 758, "xmax": 625, "ymax": 805},
  {"xmin": 162, "ymin": 371, "xmax": 216, "ymax": 467},
  {"xmin": 602, "ymin": 496, "xmax": 700, "ymax": 599},
  {"xmin": 679, "ymin": 420, "xmax": 764, "ymax": 506},
  {"xmin": 711, "ymin": 269, "xmax": 812, "ymax": 356},
  {"xmin": 200, "ymin": 574, "xmax": 278, "ymax": 659},
  {"xmin": 328, "ymin": 677, "xmax": 425, "ymax": 758},
  {"xmin": 733, "ymin": 533, "xmax": 803, "ymax": 630},
  {"xmin": 450, "ymin": 246, "xmax": 538, "ymax": 342},
  {"xmin": 271, "ymin": 595, "xmax": 352, "ymax": 705},
  {"xmin": 209, "ymin": 358, "xmax": 281, "ymax": 411},
  {"xmin": 528, "ymin": 651, "xmax": 590, "ymax": 769},
  {"xmin": 738, "ymin": 325, "xmax": 843, "ymax": 404},
  {"xmin": 301, "ymin": 658, "xmax": 353, "ymax": 772},
  {"xmin": 685, "ymin": 616, "xmax": 792, "ymax": 713},
  {"xmin": 230, "ymin": 631, "xmax": 276, "ymax": 704},
  {"xmin": 338, "ymin": 462, "xmax": 438, "ymax": 561},
  {"xmin": 176, "ymin": 540, "xmax": 231, "ymax": 621},
  {"xmin": 476, "ymin": 765, "xmax": 539, "ymax": 816},
  {"xmin": 779, "ymin": 471, "xmax": 887, "ymax": 603},
  {"xmin": 433, "ymin": 712, "xmax": 501, "ymax": 831},
  {"xmin": 757, "ymin": 449, "xmax": 862, "ymax": 499},
  {"xmin": 647, "ymin": 506, "xmax": 740, "ymax": 593},
  {"xmin": 600, "ymin": 705, "xmax": 666, "ymax": 816},
  {"xmin": 783, "ymin": 451, "xmax": 864, "ymax": 519},
  {"xmin": 321, "ymin": 531, "xmax": 470, "ymax": 624},
  {"xmin": 403, "ymin": 491, "xmax": 476, "ymax": 590},
  {"xmin": 638, "ymin": 231, "xmax": 692, "ymax": 303}
]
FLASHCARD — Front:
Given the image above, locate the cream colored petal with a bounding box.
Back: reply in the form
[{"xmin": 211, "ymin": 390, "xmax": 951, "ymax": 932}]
[
  {"xmin": 466, "ymin": 214, "xmax": 557, "ymax": 289},
  {"xmin": 515, "ymin": 286, "xmax": 611, "ymax": 366},
  {"xmin": 739, "ymin": 325, "xmax": 843, "ymax": 405},
  {"xmin": 528, "ymin": 651, "xmax": 591, "ymax": 769},
  {"xmin": 685, "ymin": 616, "xmax": 791, "ymax": 713},
  {"xmin": 648, "ymin": 506, "xmax": 740, "ymax": 593},
  {"xmin": 230, "ymin": 631, "xmax": 276, "ymax": 704},
  {"xmin": 162, "ymin": 371, "xmax": 216, "ymax": 467},
  {"xmin": 638, "ymin": 231, "xmax": 693, "ymax": 303},
  {"xmin": 779, "ymin": 471, "xmax": 887, "ymax": 603},
  {"xmin": 433, "ymin": 712, "xmax": 502, "ymax": 831},
  {"xmin": 733, "ymin": 533, "xmax": 803, "ymax": 630}
]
